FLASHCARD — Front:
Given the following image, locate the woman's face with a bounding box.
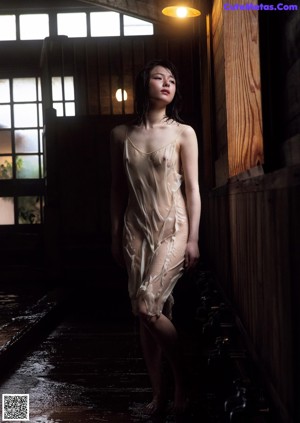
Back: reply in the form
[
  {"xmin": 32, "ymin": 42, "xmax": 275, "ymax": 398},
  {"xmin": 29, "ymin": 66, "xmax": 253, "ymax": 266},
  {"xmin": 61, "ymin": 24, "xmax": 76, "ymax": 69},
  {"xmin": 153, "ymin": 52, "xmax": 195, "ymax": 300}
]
[{"xmin": 148, "ymin": 65, "xmax": 176, "ymax": 104}]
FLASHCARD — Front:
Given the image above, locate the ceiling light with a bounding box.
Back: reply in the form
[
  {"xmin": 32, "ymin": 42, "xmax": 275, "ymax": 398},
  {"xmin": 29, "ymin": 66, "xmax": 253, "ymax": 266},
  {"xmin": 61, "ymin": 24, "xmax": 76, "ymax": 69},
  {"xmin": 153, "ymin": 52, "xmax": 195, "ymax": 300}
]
[{"xmin": 162, "ymin": 5, "xmax": 201, "ymax": 18}]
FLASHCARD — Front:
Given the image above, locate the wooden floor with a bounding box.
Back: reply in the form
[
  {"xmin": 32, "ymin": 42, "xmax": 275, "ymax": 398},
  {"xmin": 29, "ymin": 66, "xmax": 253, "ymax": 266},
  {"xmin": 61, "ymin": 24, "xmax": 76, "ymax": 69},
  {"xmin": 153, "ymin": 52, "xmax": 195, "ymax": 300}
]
[
  {"xmin": 0, "ymin": 306, "xmax": 208, "ymax": 421},
  {"xmin": 0, "ymin": 267, "xmax": 274, "ymax": 423}
]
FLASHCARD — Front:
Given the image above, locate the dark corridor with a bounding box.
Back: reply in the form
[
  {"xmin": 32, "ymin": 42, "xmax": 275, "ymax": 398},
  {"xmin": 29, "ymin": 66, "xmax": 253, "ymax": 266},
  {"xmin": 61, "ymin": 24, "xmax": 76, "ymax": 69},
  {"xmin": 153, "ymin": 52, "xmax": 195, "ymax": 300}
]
[
  {"xmin": 0, "ymin": 263, "xmax": 274, "ymax": 423},
  {"xmin": 0, "ymin": 1, "xmax": 299, "ymax": 423}
]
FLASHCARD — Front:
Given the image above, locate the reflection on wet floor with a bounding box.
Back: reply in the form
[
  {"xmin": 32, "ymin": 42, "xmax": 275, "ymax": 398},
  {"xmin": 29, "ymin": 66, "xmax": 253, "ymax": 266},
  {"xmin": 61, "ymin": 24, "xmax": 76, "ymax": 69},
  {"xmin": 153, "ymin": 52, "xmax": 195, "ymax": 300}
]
[
  {"xmin": 0, "ymin": 269, "xmax": 274, "ymax": 423},
  {"xmin": 0, "ymin": 306, "xmax": 206, "ymax": 423},
  {"xmin": 0, "ymin": 283, "xmax": 48, "ymax": 325}
]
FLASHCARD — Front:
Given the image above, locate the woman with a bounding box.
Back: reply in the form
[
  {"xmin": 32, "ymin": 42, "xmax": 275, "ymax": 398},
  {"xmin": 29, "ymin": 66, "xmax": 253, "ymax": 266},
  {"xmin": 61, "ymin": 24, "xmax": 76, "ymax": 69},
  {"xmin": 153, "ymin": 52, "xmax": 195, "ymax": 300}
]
[{"xmin": 110, "ymin": 59, "xmax": 201, "ymax": 415}]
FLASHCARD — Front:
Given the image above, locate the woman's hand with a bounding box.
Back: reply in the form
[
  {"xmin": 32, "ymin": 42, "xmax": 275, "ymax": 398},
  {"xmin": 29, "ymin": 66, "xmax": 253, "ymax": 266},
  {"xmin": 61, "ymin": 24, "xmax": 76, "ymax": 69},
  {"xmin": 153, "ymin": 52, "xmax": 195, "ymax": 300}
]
[{"xmin": 184, "ymin": 240, "xmax": 200, "ymax": 270}]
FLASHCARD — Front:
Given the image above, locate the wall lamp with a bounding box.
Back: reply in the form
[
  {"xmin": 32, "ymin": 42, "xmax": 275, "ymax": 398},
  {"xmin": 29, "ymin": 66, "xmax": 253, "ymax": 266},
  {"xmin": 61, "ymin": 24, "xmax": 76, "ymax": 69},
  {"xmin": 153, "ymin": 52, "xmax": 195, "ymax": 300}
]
[
  {"xmin": 116, "ymin": 88, "xmax": 128, "ymax": 102},
  {"xmin": 162, "ymin": 4, "xmax": 201, "ymax": 18}
]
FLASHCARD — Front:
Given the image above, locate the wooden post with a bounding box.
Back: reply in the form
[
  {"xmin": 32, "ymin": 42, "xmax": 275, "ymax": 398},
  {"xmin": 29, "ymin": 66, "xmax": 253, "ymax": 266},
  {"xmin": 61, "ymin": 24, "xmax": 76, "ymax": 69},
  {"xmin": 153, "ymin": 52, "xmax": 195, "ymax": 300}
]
[{"xmin": 223, "ymin": 0, "xmax": 264, "ymax": 177}]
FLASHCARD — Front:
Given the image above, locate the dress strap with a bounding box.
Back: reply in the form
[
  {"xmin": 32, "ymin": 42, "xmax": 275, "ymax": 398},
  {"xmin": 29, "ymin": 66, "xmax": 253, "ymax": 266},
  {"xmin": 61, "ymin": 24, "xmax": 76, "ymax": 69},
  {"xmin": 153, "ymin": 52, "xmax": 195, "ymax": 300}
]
[{"xmin": 123, "ymin": 125, "xmax": 129, "ymax": 143}]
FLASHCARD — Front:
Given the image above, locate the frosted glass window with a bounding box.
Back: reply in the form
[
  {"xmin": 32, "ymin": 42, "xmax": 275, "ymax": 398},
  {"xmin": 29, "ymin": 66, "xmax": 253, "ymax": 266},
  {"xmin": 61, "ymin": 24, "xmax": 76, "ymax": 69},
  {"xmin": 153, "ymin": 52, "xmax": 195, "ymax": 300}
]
[
  {"xmin": 52, "ymin": 77, "xmax": 74, "ymax": 101},
  {"xmin": 0, "ymin": 15, "xmax": 16, "ymax": 41},
  {"xmin": 0, "ymin": 156, "xmax": 13, "ymax": 179},
  {"xmin": 57, "ymin": 13, "xmax": 87, "ymax": 38},
  {"xmin": 40, "ymin": 130, "xmax": 44, "ymax": 153},
  {"xmin": 14, "ymin": 104, "xmax": 38, "ymax": 128},
  {"xmin": 0, "ymin": 79, "xmax": 10, "ymax": 103},
  {"xmin": 15, "ymin": 130, "xmax": 39, "ymax": 153},
  {"xmin": 52, "ymin": 77, "xmax": 63, "ymax": 101},
  {"xmin": 0, "ymin": 197, "xmax": 14, "ymax": 225},
  {"xmin": 0, "ymin": 77, "xmax": 43, "ymax": 225},
  {"xmin": 0, "ymin": 105, "xmax": 11, "ymax": 128},
  {"xmin": 39, "ymin": 103, "xmax": 43, "ymax": 127},
  {"xmin": 13, "ymin": 78, "xmax": 37, "ymax": 102},
  {"xmin": 20, "ymin": 14, "xmax": 49, "ymax": 40},
  {"xmin": 65, "ymin": 103, "xmax": 75, "ymax": 116},
  {"xmin": 123, "ymin": 15, "xmax": 154, "ymax": 36},
  {"xmin": 16, "ymin": 155, "xmax": 39, "ymax": 179},
  {"xmin": 18, "ymin": 196, "xmax": 41, "ymax": 224},
  {"xmin": 40, "ymin": 156, "xmax": 44, "ymax": 177},
  {"xmin": 53, "ymin": 102, "xmax": 64, "ymax": 116},
  {"xmin": 64, "ymin": 77, "xmax": 75, "ymax": 100},
  {"xmin": 0, "ymin": 131, "xmax": 12, "ymax": 154},
  {"xmin": 91, "ymin": 12, "xmax": 120, "ymax": 36},
  {"xmin": 38, "ymin": 78, "xmax": 42, "ymax": 101},
  {"xmin": 53, "ymin": 102, "xmax": 75, "ymax": 116}
]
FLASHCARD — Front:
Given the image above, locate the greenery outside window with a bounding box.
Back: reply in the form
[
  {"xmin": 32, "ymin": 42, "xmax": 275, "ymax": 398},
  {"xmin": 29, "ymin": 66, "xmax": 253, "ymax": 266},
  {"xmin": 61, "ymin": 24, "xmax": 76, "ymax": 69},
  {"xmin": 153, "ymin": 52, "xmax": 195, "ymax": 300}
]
[{"xmin": 0, "ymin": 77, "xmax": 44, "ymax": 225}]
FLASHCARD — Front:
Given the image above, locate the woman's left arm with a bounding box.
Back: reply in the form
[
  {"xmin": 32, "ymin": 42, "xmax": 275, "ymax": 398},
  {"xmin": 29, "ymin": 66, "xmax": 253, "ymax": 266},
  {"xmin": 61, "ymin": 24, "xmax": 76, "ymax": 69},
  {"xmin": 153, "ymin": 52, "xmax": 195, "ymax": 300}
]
[{"xmin": 180, "ymin": 125, "xmax": 201, "ymax": 269}]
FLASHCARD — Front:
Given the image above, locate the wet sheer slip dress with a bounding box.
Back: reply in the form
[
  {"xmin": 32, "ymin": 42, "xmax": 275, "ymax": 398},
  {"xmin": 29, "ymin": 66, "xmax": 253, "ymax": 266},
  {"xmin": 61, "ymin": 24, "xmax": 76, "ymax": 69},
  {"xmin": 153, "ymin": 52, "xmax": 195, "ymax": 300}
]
[{"xmin": 123, "ymin": 127, "xmax": 189, "ymax": 319}]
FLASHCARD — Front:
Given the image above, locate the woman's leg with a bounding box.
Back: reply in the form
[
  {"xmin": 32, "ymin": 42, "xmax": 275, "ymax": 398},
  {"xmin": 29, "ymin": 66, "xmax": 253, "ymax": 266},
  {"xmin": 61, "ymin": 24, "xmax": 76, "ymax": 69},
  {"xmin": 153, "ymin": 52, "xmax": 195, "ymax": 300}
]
[
  {"xmin": 139, "ymin": 320, "xmax": 165, "ymax": 413},
  {"xmin": 138, "ymin": 303, "xmax": 188, "ymax": 414}
]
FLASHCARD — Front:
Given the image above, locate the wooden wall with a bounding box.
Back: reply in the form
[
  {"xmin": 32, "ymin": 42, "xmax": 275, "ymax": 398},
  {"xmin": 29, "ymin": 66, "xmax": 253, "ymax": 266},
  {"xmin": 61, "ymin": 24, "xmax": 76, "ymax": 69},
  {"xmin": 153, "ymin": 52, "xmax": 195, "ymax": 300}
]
[
  {"xmin": 229, "ymin": 169, "xmax": 299, "ymax": 422},
  {"xmin": 41, "ymin": 35, "xmax": 200, "ymax": 122},
  {"xmin": 205, "ymin": 167, "xmax": 300, "ymax": 423},
  {"xmin": 211, "ymin": 0, "xmax": 228, "ymax": 187},
  {"xmin": 204, "ymin": 1, "xmax": 300, "ymax": 422},
  {"xmin": 282, "ymin": 10, "xmax": 300, "ymax": 166}
]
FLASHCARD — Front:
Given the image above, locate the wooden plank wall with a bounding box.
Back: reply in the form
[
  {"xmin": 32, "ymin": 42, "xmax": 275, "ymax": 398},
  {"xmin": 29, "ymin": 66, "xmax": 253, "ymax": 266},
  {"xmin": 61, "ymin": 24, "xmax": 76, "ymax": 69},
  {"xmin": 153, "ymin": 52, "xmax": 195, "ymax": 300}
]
[
  {"xmin": 205, "ymin": 170, "xmax": 300, "ymax": 423},
  {"xmin": 282, "ymin": 10, "xmax": 300, "ymax": 166},
  {"xmin": 211, "ymin": 0, "xmax": 228, "ymax": 186},
  {"xmin": 206, "ymin": 1, "xmax": 300, "ymax": 421},
  {"xmin": 228, "ymin": 169, "xmax": 299, "ymax": 422},
  {"xmin": 223, "ymin": 2, "xmax": 264, "ymax": 177},
  {"xmin": 40, "ymin": 35, "xmax": 199, "ymax": 122}
]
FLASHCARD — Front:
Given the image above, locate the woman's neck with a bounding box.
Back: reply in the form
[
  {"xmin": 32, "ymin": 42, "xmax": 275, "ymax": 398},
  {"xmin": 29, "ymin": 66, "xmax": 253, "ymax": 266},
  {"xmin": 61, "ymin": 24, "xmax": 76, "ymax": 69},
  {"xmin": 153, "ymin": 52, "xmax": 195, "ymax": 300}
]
[{"xmin": 144, "ymin": 108, "xmax": 168, "ymax": 129}]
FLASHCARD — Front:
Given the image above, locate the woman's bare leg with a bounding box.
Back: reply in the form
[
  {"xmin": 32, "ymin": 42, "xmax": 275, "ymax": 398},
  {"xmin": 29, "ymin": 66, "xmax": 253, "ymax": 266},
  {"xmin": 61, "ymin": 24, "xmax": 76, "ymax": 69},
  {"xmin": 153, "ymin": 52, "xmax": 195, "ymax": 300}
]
[
  {"xmin": 138, "ymin": 303, "xmax": 188, "ymax": 414},
  {"xmin": 139, "ymin": 320, "xmax": 166, "ymax": 414}
]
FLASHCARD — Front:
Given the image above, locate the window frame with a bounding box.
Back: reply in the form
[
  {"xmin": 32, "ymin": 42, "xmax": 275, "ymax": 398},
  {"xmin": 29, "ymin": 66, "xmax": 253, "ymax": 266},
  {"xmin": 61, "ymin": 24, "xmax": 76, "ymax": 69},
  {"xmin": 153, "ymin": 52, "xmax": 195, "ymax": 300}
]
[
  {"xmin": 0, "ymin": 8, "xmax": 154, "ymax": 41},
  {"xmin": 0, "ymin": 76, "xmax": 44, "ymax": 226}
]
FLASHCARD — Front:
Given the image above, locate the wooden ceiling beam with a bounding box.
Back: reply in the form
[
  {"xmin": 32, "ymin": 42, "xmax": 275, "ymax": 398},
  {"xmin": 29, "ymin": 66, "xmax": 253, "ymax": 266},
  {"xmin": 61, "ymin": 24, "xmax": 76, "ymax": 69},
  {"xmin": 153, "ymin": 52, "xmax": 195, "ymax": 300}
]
[{"xmin": 77, "ymin": 0, "xmax": 166, "ymax": 23}]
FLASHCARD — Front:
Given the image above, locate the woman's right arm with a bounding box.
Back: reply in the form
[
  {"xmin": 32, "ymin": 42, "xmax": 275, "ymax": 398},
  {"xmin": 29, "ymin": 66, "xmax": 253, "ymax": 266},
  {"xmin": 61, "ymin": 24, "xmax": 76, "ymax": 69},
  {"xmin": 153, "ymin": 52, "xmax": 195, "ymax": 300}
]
[{"xmin": 110, "ymin": 125, "xmax": 128, "ymax": 267}]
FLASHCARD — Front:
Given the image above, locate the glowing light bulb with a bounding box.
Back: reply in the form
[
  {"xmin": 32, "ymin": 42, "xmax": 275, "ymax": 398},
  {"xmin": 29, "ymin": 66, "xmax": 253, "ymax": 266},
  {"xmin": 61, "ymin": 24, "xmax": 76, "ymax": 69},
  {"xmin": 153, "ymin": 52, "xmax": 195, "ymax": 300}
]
[
  {"xmin": 176, "ymin": 7, "xmax": 188, "ymax": 18},
  {"xmin": 162, "ymin": 6, "xmax": 201, "ymax": 18},
  {"xmin": 116, "ymin": 89, "xmax": 128, "ymax": 102}
]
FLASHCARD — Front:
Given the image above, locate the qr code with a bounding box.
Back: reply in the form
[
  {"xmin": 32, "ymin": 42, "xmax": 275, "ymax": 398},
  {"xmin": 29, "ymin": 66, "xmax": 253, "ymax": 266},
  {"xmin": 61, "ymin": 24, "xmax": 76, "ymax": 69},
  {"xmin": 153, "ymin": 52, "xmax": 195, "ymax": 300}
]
[{"xmin": 2, "ymin": 394, "xmax": 29, "ymax": 421}]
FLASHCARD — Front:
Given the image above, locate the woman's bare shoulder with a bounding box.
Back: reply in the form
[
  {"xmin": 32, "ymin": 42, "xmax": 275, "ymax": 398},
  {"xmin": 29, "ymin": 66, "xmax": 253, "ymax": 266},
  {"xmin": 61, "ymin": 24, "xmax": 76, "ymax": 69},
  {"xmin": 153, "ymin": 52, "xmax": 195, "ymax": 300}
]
[
  {"xmin": 178, "ymin": 123, "xmax": 196, "ymax": 135},
  {"xmin": 177, "ymin": 123, "xmax": 197, "ymax": 144},
  {"xmin": 110, "ymin": 124, "xmax": 129, "ymax": 144}
]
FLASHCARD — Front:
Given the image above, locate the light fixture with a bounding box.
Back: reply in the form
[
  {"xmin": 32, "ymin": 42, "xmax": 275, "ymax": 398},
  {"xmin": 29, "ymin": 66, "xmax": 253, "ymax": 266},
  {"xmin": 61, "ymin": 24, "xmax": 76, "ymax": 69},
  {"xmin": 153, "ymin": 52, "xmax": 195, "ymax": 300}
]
[
  {"xmin": 115, "ymin": 88, "xmax": 128, "ymax": 102},
  {"xmin": 162, "ymin": 4, "xmax": 201, "ymax": 18}
]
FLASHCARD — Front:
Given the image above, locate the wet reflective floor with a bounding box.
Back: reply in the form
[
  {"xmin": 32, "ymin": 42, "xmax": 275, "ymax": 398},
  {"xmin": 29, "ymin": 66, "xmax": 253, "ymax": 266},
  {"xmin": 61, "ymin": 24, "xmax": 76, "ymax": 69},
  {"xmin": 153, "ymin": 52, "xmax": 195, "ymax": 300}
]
[
  {"xmin": 0, "ymin": 270, "xmax": 274, "ymax": 423},
  {"xmin": 0, "ymin": 302, "xmax": 208, "ymax": 422}
]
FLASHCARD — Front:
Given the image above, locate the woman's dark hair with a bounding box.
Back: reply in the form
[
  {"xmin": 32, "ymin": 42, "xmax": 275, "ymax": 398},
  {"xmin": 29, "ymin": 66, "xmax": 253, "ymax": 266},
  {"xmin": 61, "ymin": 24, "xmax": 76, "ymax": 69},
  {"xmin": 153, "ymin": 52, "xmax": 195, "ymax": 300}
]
[{"xmin": 134, "ymin": 59, "xmax": 183, "ymax": 125}]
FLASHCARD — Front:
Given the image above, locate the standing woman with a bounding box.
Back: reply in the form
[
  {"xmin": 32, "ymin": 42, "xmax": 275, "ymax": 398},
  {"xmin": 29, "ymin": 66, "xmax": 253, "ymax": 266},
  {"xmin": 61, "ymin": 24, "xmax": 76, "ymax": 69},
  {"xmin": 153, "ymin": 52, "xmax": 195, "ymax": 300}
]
[{"xmin": 110, "ymin": 59, "xmax": 201, "ymax": 415}]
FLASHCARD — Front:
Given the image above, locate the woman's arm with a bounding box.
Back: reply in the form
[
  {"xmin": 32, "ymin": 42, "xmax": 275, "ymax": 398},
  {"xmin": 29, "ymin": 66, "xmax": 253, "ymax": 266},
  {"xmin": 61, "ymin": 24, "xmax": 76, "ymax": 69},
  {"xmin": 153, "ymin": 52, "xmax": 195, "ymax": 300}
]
[
  {"xmin": 110, "ymin": 125, "xmax": 128, "ymax": 267},
  {"xmin": 180, "ymin": 125, "xmax": 201, "ymax": 269}
]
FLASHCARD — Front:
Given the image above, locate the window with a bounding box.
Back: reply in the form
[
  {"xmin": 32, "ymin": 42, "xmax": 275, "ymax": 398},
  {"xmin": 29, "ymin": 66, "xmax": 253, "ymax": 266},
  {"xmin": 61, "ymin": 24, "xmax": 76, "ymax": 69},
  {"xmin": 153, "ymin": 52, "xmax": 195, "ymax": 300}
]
[
  {"xmin": 0, "ymin": 75, "xmax": 74, "ymax": 225},
  {"xmin": 52, "ymin": 76, "xmax": 75, "ymax": 117},
  {"xmin": 0, "ymin": 11, "xmax": 154, "ymax": 41},
  {"xmin": 123, "ymin": 15, "xmax": 154, "ymax": 36},
  {"xmin": 0, "ymin": 15, "xmax": 16, "ymax": 41},
  {"xmin": 90, "ymin": 12, "xmax": 120, "ymax": 37},
  {"xmin": 57, "ymin": 13, "xmax": 87, "ymax": 38},
  {"xmin": 20, "ymin": 14, "xmax": 49, "ymax": 40},
  {"xmin": 0, "ymin": 78, "xmax": 44, "ymax": 225}
]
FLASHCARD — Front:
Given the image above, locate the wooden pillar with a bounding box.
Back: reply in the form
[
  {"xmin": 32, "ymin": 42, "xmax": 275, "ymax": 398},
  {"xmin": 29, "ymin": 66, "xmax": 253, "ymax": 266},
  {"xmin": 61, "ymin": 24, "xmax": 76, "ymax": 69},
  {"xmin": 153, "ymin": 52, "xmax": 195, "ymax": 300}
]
[
  {"xmin": 282, "ymin": 10, "xmax": 300, "ymax": 166},
  {"xmin": 223, "ymin": 0, "xmax": 264, "ymax": 177}
]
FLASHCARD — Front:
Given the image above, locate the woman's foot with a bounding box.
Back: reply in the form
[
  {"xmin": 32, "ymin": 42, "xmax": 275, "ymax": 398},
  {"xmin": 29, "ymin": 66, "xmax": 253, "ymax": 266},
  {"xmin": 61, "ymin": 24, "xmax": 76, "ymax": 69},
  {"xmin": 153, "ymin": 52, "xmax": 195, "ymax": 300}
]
[{"xmin": 143, "ymin": 395, "xmax": 167, "ymax": 415}]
